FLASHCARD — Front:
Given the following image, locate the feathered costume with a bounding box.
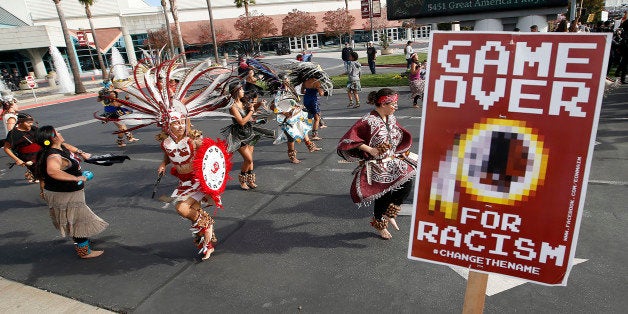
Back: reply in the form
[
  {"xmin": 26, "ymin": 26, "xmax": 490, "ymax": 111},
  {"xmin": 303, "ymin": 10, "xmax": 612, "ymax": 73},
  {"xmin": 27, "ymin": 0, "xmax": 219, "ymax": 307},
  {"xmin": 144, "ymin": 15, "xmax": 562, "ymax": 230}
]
[
  {"xmin": 287, "ymin": 62, "xmax": 333, "ymax": 141},
  {"xmin": 97, "ymin": 54, "xmax": 236, "ymax": 259},
  {"xmin": 220, "ymin": 58, "xmax": 278, "ymax": 153}
]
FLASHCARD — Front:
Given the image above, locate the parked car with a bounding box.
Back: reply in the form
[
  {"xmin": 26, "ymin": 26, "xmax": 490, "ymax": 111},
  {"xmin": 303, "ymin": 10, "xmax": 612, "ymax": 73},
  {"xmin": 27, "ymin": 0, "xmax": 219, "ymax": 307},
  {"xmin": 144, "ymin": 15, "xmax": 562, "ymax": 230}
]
[{"xmin": 276, "ymin": 43, "xmax": 290, "ymax": 55}]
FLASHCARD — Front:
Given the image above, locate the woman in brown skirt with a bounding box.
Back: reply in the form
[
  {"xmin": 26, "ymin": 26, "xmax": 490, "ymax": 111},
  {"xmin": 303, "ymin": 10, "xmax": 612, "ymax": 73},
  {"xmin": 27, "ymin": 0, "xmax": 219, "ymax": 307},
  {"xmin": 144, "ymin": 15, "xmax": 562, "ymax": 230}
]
[{"xmin": 35, "ymin": 125, "xmax": 108, "ymax": 258}]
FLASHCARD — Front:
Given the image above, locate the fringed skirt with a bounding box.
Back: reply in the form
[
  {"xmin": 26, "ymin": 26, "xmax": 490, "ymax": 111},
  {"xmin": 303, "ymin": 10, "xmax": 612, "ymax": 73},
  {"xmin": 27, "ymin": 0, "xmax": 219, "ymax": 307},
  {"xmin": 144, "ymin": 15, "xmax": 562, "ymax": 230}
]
[
  {"xmin": 221, "ymin": 122, "xmax": 275, "ymax": 153},
  {"xmin": 409, "ymin": 79, "xmax": 425, "ymax": 98},
  {"xmin": 44, "ymin": 190, "xmax": 109, "ymax": 238}
]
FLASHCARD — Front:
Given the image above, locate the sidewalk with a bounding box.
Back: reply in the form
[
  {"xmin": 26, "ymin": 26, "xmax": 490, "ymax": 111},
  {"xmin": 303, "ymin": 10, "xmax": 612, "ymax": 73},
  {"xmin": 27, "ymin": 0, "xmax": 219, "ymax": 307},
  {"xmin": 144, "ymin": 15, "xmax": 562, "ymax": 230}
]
[
  {"xmin": 13, "ymin": 75, "xmax": 103, "ymax": 109},
  {"xmin": 0, "ymin": 277, "xmax": 112, "ymax": 313}
]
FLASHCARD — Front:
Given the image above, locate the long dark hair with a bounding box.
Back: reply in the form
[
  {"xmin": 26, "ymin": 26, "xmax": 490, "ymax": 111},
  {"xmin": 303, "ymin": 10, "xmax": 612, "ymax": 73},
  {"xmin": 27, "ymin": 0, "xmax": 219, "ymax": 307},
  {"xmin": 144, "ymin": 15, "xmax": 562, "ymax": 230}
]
[
  {"xmin": 367, "ymin": 88, "xmax": 397, "ymax": 107},
  {"xmin": 34, "ymin": 125, "xmax": 56, "ymax": 180}
]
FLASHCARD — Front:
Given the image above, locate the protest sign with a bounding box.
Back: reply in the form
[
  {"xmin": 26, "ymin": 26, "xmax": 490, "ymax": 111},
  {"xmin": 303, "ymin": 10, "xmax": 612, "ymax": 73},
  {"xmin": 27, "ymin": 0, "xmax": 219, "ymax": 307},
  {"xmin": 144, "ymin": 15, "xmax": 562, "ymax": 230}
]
[{"xmin": 409, "ymin": 32, "xmax": 610, "ymax": 286}]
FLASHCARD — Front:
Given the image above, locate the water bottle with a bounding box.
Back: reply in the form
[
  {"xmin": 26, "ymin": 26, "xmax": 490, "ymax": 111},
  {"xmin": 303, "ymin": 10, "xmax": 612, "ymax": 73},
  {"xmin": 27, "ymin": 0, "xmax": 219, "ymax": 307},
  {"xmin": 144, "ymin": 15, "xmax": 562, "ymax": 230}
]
[{"xmin": 77, "ymin": 170, "xmax": 94, "ymax": 185}]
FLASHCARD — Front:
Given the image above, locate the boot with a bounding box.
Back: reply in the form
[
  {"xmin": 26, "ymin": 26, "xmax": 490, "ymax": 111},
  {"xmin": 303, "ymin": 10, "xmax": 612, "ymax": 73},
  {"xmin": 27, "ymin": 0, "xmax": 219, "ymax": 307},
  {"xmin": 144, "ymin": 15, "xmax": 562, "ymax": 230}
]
[
  {"xmin": 246, "ymin": 172, "xmax": 258, "ymax": 189},
  {"xmin": 116, "ymin": 137, "xmax": 126, "ymax": 147},
  {"xmin": 74, "ymin": 240, "xmax": 103, "ymax": 259},
  {"xmin": 288, "ymin": 149, "xmax": 300, "ymax": 164},
  {"xmin": 238, "ymin": 173, "xmax": 249, "ymax": 190},
  {"xmin": 191, "ymin": 210, "xmax": 215, "ymax": 260},
  {"xmin": 305, "ymin": 140, "xmax": 321, "ymax": 152}
]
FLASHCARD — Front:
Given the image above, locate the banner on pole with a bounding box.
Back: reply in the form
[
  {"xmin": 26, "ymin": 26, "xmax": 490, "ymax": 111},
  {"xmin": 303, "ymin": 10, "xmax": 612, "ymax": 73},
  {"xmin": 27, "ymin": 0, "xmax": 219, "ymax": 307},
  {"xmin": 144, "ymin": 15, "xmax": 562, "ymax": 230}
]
[
  {"xmin": 361, "ymin": 0, "xmax": 370, "ymax": 19},
  {"xmin": 408, "ymin": 32, "xmax": 611, "ymax": 286},
  {"xmin": 77, "ymin": 31, "xmax": 87, "ymax": 46}
]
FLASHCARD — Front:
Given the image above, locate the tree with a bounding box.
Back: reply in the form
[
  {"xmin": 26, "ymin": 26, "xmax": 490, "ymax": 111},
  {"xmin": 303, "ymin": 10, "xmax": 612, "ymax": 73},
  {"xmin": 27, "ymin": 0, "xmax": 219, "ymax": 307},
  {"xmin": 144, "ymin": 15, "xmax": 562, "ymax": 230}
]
[
  {"xmin": 234, "ymin": 0, "xmax": 256, "ymax": 52},
  {"xmin": 570, "ymin": 0, "xmax": 605, "ymax": 22},
  {"xmin": 169, "ymin": 0, "xmax": 186, "ymax": 65},
  {"xmin": 234, "ymin": 0, "xmax": 255, "ymax": 18},
  {"xmin": 198, "ymin": 23, "xmax": 232, "ymax": 54},
  {"xmin": 160, "ymin": 0, "xmax": 175, "ymax": 57},
  {"xmin": 144, "ymin": 27, "xmax": 175, "ymax": 51},
  {"xmin": 77, "ymin": 0, "xmax": 107, "ymax": 80},
  {"xmin": 234, "ymin": 11, "xmax": 277, "ymax": 53},
  {"xmin": 282, "ymin": 9, "xmax": 317, "ymax": 50},
  {"xmin": 323, "ymin": 8, "xmax": 355, "ymax": 46},
  {"xmin": 52, "ymin": 0, "xmax": 86, "ymax": 94},
  {"xmin": 205, "ymin": 0, "xmax": 220, "ymax": 63}
]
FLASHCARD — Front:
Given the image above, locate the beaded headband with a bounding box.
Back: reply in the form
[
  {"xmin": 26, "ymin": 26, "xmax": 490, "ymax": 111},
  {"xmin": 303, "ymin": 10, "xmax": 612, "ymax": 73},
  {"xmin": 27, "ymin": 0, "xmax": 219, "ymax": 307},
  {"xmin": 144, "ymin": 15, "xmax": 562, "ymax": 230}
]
[{"xmin": 377, "ymin": 94, "xmax": 398, "ymax": 105}]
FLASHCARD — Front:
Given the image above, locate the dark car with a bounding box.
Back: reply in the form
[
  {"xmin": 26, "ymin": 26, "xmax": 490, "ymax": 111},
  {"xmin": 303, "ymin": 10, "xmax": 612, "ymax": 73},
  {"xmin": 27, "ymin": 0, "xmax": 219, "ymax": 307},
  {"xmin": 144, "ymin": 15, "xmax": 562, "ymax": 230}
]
[{"xmin": 276, "ymin": 43, "xmax": 290, "ymax": 55}]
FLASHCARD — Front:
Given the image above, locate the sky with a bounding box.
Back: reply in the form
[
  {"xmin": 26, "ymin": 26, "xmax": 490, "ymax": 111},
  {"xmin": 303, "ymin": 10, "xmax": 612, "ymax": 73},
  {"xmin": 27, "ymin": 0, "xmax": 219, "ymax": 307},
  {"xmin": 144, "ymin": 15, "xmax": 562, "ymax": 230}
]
[{"xmin": 143, "ymin": 0, "xmax": 161, "ymax": 7}]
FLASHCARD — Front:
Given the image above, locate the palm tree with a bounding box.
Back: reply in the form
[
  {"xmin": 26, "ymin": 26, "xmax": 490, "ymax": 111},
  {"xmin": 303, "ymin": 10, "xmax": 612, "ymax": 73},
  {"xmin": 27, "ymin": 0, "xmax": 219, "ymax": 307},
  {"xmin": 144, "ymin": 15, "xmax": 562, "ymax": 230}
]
[
  {"xmin": 52, "ymin": 0, "xmax": 86, "ymax": 94},
  {"xmin": 169, "ymin": 0, "xmax": 187, "ymax": 66},
  {"xmin": 161, "ymin": 0, "xmax": 175, "ymax": 57},
  {"xmin": 77, "ymin": 0, "xmax": 107, "ymax": 80},
  {"xmin": 205, "ymin": 0, "xmax": 220, "ymax": 64},
  {"xmin": 233, "ymin": 0, "xmax": 255, "ymax": 53}
]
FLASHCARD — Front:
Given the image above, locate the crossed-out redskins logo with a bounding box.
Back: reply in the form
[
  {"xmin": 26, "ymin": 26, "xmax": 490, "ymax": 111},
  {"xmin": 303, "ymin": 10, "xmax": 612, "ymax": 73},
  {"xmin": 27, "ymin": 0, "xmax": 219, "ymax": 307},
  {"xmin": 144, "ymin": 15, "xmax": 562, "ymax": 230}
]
[{"xmin": 429, "ymin": 118, "xmax": 549, "ymax": 220}]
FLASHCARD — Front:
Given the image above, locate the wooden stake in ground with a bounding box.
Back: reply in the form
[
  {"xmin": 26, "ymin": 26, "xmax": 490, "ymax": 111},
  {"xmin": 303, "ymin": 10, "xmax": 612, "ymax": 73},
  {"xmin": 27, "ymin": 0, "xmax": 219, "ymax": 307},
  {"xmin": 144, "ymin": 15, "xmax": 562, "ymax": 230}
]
[{"xmin": 462, "ymin": 271, "xmax": 488, "ymax": 314}]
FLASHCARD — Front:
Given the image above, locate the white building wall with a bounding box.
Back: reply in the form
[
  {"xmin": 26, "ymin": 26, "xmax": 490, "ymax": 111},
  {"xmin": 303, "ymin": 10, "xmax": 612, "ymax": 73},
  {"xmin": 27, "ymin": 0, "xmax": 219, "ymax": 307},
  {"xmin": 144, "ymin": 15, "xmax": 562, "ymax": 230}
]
[
  {"xmin": 0, "ymin": 0, "xmax": 32, "ymax": 24},
  {"xmin": 0, "ymin": 25, "xmax": 64, "ymax": 51}
]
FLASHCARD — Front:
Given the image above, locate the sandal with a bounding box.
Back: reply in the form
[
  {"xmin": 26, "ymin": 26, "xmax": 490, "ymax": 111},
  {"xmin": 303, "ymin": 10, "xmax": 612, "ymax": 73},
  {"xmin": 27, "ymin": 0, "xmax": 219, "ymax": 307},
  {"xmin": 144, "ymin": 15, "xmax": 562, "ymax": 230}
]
[
  {"xmin": 305, "ymin": 140, "xmax": 321, "ymax": 152},
  {"xmin": 288, "ymin": 149, "xmax": 301, "ymax": 164},
  {"xmin": 116, "ymin": 138, "xmax": 126, "ymax": 147}
]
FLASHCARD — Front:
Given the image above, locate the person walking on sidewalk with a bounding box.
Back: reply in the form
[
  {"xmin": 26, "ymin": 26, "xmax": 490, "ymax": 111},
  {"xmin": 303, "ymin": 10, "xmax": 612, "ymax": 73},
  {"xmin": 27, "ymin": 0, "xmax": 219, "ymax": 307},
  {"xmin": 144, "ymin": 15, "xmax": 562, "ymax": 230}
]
[
  {"xmin": 367, "ymin": 41, "xmax": 377, "ymax": 74},
  {"xmin": 346, "ymin": 51, "xmax": 362, "ymax": 109},
  {"xmin": 616, "ymin": 20, "xmax": 628, "ymax": 84},
  {"xmin": 409, "ymin": 53, "xmax": 426, "ymax": 108},
  {"xmin": 34, "ymin": 126, "xmax": 108, "ymax": 259},
  {"xmin": 341, "ymin": 43, "xmax": 353, "ymax": 74},
  {"xmin": 404, "ymin": 41, "xmax": 415, "ymax": 70},
  {"xmin": 337, "ymin": 88, "xmax": 417, "ymax": 240},
  {"xmin": 1, "ymin": 93, "xmax": 19, "ymax": 136}
]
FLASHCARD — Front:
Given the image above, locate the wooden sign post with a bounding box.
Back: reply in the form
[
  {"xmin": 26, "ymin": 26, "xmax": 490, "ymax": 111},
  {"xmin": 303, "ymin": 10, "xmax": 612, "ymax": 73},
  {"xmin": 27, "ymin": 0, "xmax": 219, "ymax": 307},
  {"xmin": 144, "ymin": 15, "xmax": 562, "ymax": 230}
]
[{"xmin": 462, "ymin": 271, "xmax": 488, "ymax": 314}]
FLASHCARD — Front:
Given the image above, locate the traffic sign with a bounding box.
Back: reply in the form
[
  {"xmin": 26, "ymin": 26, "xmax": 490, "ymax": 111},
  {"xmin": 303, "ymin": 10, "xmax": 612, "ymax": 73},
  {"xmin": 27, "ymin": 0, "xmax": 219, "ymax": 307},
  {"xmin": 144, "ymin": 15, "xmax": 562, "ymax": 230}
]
[
  {"xmin": 25, "ymin": 75, "xmax": 36, "ymax": 88},
  {"xmin": 77, "ymin": 31, "xmax": 87, "ymax": 46}
]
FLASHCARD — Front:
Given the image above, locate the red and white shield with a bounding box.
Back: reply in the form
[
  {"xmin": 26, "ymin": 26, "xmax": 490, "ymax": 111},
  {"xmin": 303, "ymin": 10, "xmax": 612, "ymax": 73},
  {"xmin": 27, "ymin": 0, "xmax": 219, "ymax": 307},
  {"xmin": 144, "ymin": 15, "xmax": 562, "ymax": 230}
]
[{"xmin": 193, "ymin": 137, "xmax": 232, "ymax": 208}]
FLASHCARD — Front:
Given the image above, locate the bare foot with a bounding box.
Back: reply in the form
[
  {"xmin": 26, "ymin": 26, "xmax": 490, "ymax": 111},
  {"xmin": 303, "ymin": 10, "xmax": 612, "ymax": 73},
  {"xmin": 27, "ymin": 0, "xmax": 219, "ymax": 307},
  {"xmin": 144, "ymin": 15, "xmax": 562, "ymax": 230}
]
[
  {"xmin": 388, "ymin": 218, "xmax": 399, "ymax": 231},
  {"xmin": 378, "ymin": 229, "xmax": 392, "ymax": 240},
  {"xmin": 201, "ymin": 247, "xmax": 214, "ymax": 260}
]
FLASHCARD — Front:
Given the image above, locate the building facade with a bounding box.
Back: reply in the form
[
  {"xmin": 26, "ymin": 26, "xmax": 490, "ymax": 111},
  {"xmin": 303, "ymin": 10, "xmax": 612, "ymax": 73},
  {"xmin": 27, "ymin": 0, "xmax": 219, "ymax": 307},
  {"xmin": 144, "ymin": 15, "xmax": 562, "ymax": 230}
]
[{"xmin": 0, "ymin": 0, "xmax": 415, "ymax": 79}]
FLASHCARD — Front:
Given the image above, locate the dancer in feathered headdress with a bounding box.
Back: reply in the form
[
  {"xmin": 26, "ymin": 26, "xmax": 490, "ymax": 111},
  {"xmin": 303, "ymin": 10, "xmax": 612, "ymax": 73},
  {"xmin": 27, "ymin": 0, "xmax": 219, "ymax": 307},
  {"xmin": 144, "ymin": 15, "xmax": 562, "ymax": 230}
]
[
  {"xmin": 99, "ymin": 54, "xmax": 237, "ymax": 260},
  {"xmin": 287, "ymin": 62, "xmax": 333, "ymax": 141},
  {"xmin": 96, "ymin": 80, "xmax": 139, "ymax": 147},
  {"xmin": 270, "ymin": 73, "xmax": 321, "ymax": 164}
]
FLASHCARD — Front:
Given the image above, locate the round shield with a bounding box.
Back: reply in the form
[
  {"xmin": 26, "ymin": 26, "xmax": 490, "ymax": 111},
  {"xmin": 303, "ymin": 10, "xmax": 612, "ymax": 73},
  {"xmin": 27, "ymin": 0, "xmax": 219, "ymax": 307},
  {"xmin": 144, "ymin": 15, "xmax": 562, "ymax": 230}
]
[{"xmin": 193, "ymin": 137, "xmax": 232, "ymax": 208}]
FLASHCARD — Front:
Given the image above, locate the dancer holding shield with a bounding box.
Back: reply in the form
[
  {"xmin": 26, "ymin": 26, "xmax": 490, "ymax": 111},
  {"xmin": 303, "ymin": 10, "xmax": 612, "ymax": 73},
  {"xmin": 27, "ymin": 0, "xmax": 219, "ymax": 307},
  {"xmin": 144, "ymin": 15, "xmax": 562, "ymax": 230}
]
[{"xmin": 101, "ymin": 54, "xmax": 235, "ymax": 260}]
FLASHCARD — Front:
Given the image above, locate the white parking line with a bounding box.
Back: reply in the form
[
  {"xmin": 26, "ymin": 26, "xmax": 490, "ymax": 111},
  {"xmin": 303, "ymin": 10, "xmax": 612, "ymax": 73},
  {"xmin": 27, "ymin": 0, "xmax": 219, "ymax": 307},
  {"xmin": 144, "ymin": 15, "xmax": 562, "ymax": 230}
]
[
  {"xmin": 57, "ymin": 119, "xmax": 99, "ymax": 130},
  {"xmin": 589, "ymin": 179, "xmax": 628, "ymax": 186}
]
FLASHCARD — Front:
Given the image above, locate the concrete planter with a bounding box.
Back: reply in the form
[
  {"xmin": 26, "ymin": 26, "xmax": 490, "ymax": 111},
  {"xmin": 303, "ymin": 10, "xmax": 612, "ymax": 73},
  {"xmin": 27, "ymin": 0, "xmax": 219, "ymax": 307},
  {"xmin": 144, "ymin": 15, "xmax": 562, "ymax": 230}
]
[{"xmin": 381, "ymin": 48, "xmax": 393, "ymax": 55}]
